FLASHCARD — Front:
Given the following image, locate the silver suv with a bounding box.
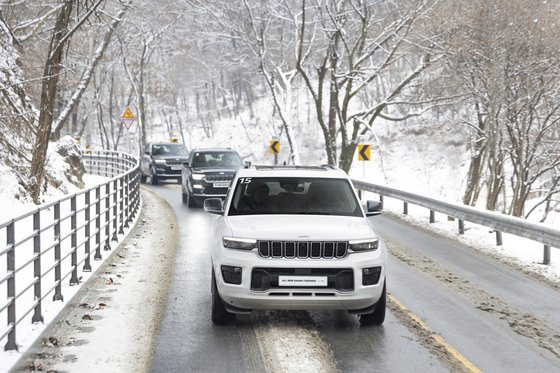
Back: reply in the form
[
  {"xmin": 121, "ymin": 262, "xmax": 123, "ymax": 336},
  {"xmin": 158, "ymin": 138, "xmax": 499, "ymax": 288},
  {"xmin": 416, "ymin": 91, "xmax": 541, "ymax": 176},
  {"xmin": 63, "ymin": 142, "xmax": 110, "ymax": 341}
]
[{"xmin": 204, "ymin": 165, "xmax": 387, "ymax": 325}]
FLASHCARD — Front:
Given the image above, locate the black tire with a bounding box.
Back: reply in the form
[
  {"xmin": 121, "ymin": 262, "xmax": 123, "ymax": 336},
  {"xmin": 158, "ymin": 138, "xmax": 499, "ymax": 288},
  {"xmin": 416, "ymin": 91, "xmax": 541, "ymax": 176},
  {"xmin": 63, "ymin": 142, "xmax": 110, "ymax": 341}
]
[
  {"xmin": 140, "ymin": 173, "xmax": 147, "ymax": 183},
  {"xmin": 211, "ymin": 268, "xmax": 235, "ymax": 325},
  {"xmin": 182, "ymin": 192, "xmax": 188, "ymax": 204},
  {"xmin": 359, "ymin": 281, "xmax": 386, "ymax": 326},
  {"xmin": 150, "ymin": 168, "xmax": 159, "ymax": 185},
  {"xmin": 188, "ymin": 194, "xmax": 198, "ymax": 208}
]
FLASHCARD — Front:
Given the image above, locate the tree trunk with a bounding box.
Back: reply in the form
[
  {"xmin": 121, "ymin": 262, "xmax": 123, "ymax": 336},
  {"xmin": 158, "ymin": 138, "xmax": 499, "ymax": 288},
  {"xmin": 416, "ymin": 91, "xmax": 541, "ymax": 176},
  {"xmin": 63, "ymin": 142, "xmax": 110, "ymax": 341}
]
[{"xmin": 30, "ymin": 1, "xmax": 74, "ymax": 204}]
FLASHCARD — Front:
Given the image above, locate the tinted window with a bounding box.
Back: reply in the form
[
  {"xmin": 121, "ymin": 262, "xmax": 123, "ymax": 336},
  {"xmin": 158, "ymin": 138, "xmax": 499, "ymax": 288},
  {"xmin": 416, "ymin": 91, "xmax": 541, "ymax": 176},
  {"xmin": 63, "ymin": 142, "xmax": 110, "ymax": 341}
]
[
  {"xmin": 191, "ymin": 152, "xmax": 242, "ymax": 168},
  {"xmin": 228, "ymin": 177, "xmax": 362, "ymax": 217},
  {"xmin": 151, "ymin": 144, "xmax": 188, "ymax": 156}
]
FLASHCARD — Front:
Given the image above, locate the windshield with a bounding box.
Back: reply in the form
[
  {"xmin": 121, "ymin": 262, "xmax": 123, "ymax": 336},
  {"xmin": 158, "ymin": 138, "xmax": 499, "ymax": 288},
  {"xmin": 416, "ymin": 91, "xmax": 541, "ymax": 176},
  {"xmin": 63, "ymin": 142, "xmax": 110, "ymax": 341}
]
[
  {"xmin": 191, "ymin": 152, "xmax": 242, "ymax": 168},
  {"xmin": 152, "ymin": 143, "xmax": 188, "ymax": 156},
  {"xmin": 228, "ymin": 177, "xmax": 362, "ymax": 216}
]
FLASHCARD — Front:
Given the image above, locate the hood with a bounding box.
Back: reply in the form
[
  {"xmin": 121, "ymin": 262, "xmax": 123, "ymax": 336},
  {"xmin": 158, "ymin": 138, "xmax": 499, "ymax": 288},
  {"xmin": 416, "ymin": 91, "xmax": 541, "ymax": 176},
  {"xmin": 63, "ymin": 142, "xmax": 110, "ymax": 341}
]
[{"xmin": 226, "ymin": 215, "xmax": 375, "ymax": 241}]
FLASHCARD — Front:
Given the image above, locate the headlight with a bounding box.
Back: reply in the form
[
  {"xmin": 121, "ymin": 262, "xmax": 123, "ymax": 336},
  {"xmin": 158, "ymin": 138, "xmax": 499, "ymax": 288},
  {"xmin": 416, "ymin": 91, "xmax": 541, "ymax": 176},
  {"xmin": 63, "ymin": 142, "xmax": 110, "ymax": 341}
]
[
  {"xmin": 191, "ymin": 173, "xmax": 204, "ymax": 180},
  {"xmin": 349, "ymin": 238, "xmax": 379, "ymax": 251},
  {"xmin": 222, "ymin": 237, "xmax": 257, "ymax": 250},
  {"xmin": 154, "ymin": 159, "xmax": 166, "ymax": 164}
]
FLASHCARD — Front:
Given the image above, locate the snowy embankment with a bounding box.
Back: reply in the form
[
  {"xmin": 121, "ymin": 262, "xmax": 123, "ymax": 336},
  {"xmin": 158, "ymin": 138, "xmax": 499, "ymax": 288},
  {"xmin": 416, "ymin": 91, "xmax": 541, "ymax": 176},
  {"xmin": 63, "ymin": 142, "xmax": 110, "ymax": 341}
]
[
  {"xmin": 0, "ymin": 139, "xmax": 139, "ymax": 372},
  {"xmin": 347, "ymin": 119, "xmax": 560, "ymax": 284}
]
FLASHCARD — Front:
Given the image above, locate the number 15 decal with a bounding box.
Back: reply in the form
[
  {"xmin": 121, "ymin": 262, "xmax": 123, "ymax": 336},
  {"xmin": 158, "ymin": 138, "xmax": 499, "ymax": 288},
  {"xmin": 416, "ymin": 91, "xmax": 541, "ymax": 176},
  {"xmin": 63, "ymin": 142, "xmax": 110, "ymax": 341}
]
[{"xmin": 239, "ymin": 177, "xmax": 252, "ymax": 184}]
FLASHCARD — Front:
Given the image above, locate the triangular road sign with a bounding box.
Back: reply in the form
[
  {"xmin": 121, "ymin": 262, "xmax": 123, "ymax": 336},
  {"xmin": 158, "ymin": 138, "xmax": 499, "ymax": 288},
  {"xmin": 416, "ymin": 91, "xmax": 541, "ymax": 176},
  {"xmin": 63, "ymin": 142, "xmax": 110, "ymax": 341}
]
[{"xmin": 121, "ymin": 106, "xmax": 136, "ymax": 120}]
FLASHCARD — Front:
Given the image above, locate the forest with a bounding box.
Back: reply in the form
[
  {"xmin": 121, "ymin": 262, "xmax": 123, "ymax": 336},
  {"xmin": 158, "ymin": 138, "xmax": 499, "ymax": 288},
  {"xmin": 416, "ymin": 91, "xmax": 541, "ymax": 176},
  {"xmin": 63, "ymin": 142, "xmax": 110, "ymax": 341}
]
[{"xmin": 0, "ymin": 0, "xmax": 558, "ymax": 219}]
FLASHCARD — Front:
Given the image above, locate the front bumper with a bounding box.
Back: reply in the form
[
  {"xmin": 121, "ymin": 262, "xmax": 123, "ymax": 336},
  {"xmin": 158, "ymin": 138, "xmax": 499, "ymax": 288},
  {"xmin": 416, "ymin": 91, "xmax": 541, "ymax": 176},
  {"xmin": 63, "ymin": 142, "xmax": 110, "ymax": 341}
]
[{"xmin": 213, "ymin": 247, "xmax": 386, "ymax": 312}]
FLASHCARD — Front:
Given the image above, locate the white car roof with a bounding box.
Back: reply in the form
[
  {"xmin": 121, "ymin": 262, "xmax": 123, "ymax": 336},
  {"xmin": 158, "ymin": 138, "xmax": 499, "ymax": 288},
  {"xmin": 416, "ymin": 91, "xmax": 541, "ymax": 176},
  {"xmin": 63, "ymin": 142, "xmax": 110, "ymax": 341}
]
[{"xmin": 235, "ymin": 165, "xmax": 349, "ymax": 179}]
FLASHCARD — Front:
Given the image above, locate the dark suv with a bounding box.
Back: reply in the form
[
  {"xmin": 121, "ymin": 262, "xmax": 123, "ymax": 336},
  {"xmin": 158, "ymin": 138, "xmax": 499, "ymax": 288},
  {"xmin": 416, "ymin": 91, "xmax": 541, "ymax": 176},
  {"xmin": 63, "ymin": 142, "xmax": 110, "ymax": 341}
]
[
  {"xmin": 141, "ymin": 142, "xmax": 189, "ymax": 184},
  {"xmin": 182, "ymin": 148, "xmax": 243, "ymax": 207}
]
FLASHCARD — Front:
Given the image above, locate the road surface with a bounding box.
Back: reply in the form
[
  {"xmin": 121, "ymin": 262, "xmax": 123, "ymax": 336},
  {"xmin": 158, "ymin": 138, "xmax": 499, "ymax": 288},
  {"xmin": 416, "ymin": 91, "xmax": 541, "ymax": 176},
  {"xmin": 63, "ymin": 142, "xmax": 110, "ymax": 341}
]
[{"xmin": 148, "ymin": 182, "xmax": 560, "ymax": 373}]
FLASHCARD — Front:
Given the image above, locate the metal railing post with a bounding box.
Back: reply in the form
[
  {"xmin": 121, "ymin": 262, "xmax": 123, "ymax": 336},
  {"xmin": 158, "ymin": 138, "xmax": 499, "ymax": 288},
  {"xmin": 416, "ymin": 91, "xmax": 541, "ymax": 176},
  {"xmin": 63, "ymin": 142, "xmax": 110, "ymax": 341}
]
[
  {"xmin": 5, "ymin": 221, "xmax": 17, "ymax": 351},
  {"xmin": 429, "ymin": 210, "xmax": 435, "ymax": 223},
  {"xmin": 458, "ymin": 219, "xmax": 465, "ymax": 235},
  {"xmin": 403, "ymin": 202, "xmax": 408, "ymax": 215},
  {"xmin": 83, "ymin": 190, "xmax": 92, "ymax": 271},
  {"xmin": 104, "ymin": 183, "xmax": 111, "ymax": 250},
  {"xmin": 124, "ymin": 172, "xmax": 131, "ymax": 228},
  {"xmin": 543, "ymin": 245, "xmax": 550, "ymax": 265},
  {"xmin": 94, "ymin": 186, "xmax": 102, "ymax": 260},
  {"xmin": 131, "ymin": 169, "xmax": 138, "ymax": 219},
  {"xmin": 53, "ymin": 203, "xmax": 63, "ymax": 301},
  {"xmin": 70, "ymin": 196, "xmax": 79, "ymax": 285},
  {"xmin": 119, "ymin": 176, "xmax": 124, "ymax": 234},
  {"xmin": 32, "ymin": 210, "xmax": 44, "ymax": 323},
  {"xmin": 112, "ymin": 179, "xmax": 118, "ymax": 242},
  {"xmin": 495, "ymin": 231, "xmax": 503, "ymax": 246}
]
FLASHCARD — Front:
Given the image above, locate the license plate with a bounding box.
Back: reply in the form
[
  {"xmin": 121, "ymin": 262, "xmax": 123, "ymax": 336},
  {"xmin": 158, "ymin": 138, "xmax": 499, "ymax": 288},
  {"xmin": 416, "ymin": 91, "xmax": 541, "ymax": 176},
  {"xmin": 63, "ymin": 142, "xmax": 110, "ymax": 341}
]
[
  {"xmin": 171, "ymin": 165, "xmax": 183, "ymax": 170},
  {"xmin": 278, "ymin": 276, "xmax": 328, "ymax": 287},
  {"xmin": 213, "ymin": 181, "xmax": 230, "ymax": 188}
]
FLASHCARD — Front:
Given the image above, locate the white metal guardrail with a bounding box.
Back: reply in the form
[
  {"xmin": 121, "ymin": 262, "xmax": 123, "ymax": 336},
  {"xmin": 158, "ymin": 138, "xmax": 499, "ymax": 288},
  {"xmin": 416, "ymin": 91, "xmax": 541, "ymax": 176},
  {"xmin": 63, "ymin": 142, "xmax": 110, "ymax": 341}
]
[
  {"xmin": 353, "ymin": 180, "xmax": 557, "ymax": 265},
  {"xmin": 0, "ymin": 150, "xmax": 140, "ymax": 351}
]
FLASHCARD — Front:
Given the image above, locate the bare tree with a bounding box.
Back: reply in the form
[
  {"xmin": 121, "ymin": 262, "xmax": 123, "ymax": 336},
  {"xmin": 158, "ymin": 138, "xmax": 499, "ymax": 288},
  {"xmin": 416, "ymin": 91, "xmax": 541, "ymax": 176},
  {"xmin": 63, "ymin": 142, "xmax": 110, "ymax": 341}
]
[{"xmin": 30, "ymin": 1, "xmax": 105, "ymax": 203}]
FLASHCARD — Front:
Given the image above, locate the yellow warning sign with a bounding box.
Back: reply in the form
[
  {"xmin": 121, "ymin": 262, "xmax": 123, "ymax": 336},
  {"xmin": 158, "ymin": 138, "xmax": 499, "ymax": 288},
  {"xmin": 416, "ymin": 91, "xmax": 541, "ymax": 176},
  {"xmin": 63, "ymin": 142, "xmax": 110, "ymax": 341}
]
[
  {"xmin": 269, "ymin": 140, "xmax": 280, "ymax": 154},
  {"xmin": 121, "ymin": 106, "xmax": 136, "ymax": 120},
  {"xmin": 357, "ymin": 144, "xmax": 370, "ymax": 161}
]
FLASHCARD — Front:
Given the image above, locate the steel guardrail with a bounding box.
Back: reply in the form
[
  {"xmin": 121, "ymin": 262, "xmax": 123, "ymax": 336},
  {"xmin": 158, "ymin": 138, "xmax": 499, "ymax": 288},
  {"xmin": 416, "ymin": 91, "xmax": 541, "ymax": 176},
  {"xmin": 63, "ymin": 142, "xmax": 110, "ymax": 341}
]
[
  {"xmin": 352, "ymin": 180, "xmax": 557, "ymax": 265},
  {"xmin": 0, "ymin": 149, "xmax": 140, "ymax": 351}
]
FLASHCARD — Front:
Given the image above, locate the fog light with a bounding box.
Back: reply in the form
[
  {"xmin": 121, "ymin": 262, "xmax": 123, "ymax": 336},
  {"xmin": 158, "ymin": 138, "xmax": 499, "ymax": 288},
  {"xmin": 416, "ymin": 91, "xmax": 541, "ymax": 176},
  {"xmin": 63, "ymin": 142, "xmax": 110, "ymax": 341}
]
[
  {"xmin": 222, "ymin": 265, "xmax": 242, "ymax": 285},
  {"xmin": 362, "ymin": 267, "xmax": 381, "ymax": 286}
]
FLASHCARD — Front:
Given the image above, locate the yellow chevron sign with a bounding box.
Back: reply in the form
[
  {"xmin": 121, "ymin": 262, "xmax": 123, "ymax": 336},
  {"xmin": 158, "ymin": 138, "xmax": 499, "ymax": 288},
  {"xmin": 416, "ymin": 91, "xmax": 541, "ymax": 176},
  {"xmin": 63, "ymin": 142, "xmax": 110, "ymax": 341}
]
[
  {"xmin": 269, "ymin": 140, "xmax": 280, "ymax": 154},
  {"xmin": 358, "ymin": 144, "xmax": 370, "ymax": 161}
]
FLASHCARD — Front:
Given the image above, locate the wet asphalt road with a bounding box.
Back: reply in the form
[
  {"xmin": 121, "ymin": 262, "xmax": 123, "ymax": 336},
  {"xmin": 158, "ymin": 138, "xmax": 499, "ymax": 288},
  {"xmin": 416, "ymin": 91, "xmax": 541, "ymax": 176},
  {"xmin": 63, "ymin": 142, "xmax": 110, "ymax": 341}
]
[{"xmin": 148, "ymin": 182, "xmax": 560, "ymax": 372}]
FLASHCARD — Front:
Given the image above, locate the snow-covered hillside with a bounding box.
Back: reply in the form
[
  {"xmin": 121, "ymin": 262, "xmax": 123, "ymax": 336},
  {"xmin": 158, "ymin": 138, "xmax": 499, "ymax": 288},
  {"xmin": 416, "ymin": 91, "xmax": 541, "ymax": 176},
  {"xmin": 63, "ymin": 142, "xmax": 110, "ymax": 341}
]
[{"xmin": 0, "ymin": 21, "xmax": 89, "ymax": 219}]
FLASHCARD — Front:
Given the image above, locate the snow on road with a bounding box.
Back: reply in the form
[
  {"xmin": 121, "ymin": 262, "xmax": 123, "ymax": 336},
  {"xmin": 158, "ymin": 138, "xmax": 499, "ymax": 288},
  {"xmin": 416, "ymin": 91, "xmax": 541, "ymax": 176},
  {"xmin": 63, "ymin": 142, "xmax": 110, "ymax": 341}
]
[{"xmin": 12, "ymin": 188, "xmax": 178, "ymax": 372}]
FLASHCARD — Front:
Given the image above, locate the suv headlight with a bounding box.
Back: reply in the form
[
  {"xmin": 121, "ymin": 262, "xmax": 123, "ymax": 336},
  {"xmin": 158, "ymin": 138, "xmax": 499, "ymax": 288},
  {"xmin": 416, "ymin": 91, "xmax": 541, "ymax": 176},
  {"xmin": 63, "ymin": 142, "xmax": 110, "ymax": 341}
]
[
  {"xmin": 191, "ymin": 173, "xmax": 204, "ymax": 180},
  {"xmin": 222, "ymin": 237, "xmax": 257, "ymax": 250},
  {"xmin": 154, "ymin": 159, "xmax": 166, "ymax": 164},
  {"xmin": 349, "ymin": 238, "xmax": 379, "ymax": 251}
]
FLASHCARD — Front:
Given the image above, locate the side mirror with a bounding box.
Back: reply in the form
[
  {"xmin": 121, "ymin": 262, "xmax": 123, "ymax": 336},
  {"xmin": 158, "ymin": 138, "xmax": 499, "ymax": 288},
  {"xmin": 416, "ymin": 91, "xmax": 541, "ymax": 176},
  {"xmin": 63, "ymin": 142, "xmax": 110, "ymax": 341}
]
[
  {"xmin": 366, "ymin": 200, "xmax": 383, "ymax": 216},
  {"xmin": 144, "ymin": 150, "xmax": 150, "ymax": 155},
  {"xmin": 183, "ymin": 161, "xmax": 190, "ymax": 168},
  {"xmin": 204, "ymin": 198, "xmax": 224, "ymax": 215}
]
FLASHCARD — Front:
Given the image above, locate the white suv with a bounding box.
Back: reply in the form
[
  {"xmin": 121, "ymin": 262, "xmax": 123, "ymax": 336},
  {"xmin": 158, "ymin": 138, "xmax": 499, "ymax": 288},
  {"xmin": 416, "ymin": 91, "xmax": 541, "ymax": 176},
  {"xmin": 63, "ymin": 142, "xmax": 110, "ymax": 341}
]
[{"xmin": 203, "ymin": 165, "xmax": 387, "ymax": 325}]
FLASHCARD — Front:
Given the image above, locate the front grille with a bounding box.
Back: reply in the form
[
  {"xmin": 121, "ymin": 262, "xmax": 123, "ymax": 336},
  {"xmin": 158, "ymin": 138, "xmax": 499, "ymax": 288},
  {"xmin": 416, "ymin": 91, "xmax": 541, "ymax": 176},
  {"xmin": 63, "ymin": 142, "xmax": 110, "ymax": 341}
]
[
  {"xmin": 251, "ymin": 267, "xmax": 354, "ymax": 292},
  {"xmin": 205, "ymin": 172, "xmax": 235, "ymax": 182},
  {"xmin": 258, "ymin": 241, "xmax": 348, "ymax": 259},
  {"xmin": 166, "ymin": 159, "xmax": 185, "ymax": 165}
]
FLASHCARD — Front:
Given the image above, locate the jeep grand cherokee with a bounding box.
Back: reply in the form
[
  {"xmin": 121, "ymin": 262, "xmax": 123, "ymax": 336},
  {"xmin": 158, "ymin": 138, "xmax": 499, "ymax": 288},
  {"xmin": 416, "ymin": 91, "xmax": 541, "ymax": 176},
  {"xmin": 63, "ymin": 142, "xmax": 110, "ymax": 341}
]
[{"xmin": 203, "ymin": 165, "xmax": 387, "ymax": 325}]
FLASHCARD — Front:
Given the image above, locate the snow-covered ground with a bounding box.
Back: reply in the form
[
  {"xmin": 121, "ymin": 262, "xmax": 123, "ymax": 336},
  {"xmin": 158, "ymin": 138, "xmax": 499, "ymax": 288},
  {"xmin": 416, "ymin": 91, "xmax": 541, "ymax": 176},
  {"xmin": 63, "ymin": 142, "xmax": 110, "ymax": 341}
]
[
  {"xmin": 0, "ymin": 137, "xmax": 101, "ymax": 224},
  {"xmin": 0, "ymin": 140, "xmax": 140, "ymax": 372}
]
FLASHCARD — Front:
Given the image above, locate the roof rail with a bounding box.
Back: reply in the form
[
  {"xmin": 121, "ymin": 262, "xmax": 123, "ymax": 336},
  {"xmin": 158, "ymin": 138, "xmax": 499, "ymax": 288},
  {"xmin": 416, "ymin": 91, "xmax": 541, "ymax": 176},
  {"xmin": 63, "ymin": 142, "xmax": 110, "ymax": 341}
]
[
  {"xmin": 321, "ymin": 164, "xmax": 337, "ymax": 170},
  {"xmin": 253, "ymin": 165, "xmax": 335, "ymax": 171}
]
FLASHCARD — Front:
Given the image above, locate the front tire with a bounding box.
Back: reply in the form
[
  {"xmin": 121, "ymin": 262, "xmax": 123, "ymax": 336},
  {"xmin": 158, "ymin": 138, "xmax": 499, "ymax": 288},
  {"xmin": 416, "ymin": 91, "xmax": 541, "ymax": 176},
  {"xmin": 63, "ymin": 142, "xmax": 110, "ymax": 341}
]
[
  {"xmin": 187, "ymin": 193, "xmax": 198, "ymax": 208},
  {"xmin": 359, "ymin": 281, "xmax": 386, "ymax": 326},
  {"xmin": 150, "ymin": 168, "xmax": 159, "ymax": 185},
  {"xmin": 140, "ymin": 173, "xmax": 147, "ymax": 183},
  {"xmin": 211, "ymin": 268, "xmax": 235, "ymax": 325}
]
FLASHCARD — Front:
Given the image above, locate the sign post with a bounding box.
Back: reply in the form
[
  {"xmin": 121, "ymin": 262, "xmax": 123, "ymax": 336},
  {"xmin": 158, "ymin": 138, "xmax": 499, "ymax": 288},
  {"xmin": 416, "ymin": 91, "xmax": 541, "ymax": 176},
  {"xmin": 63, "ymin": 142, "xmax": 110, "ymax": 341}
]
[{"xmin": 269, "ymin": 138, "xmax": 280, "ymax": 165}]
